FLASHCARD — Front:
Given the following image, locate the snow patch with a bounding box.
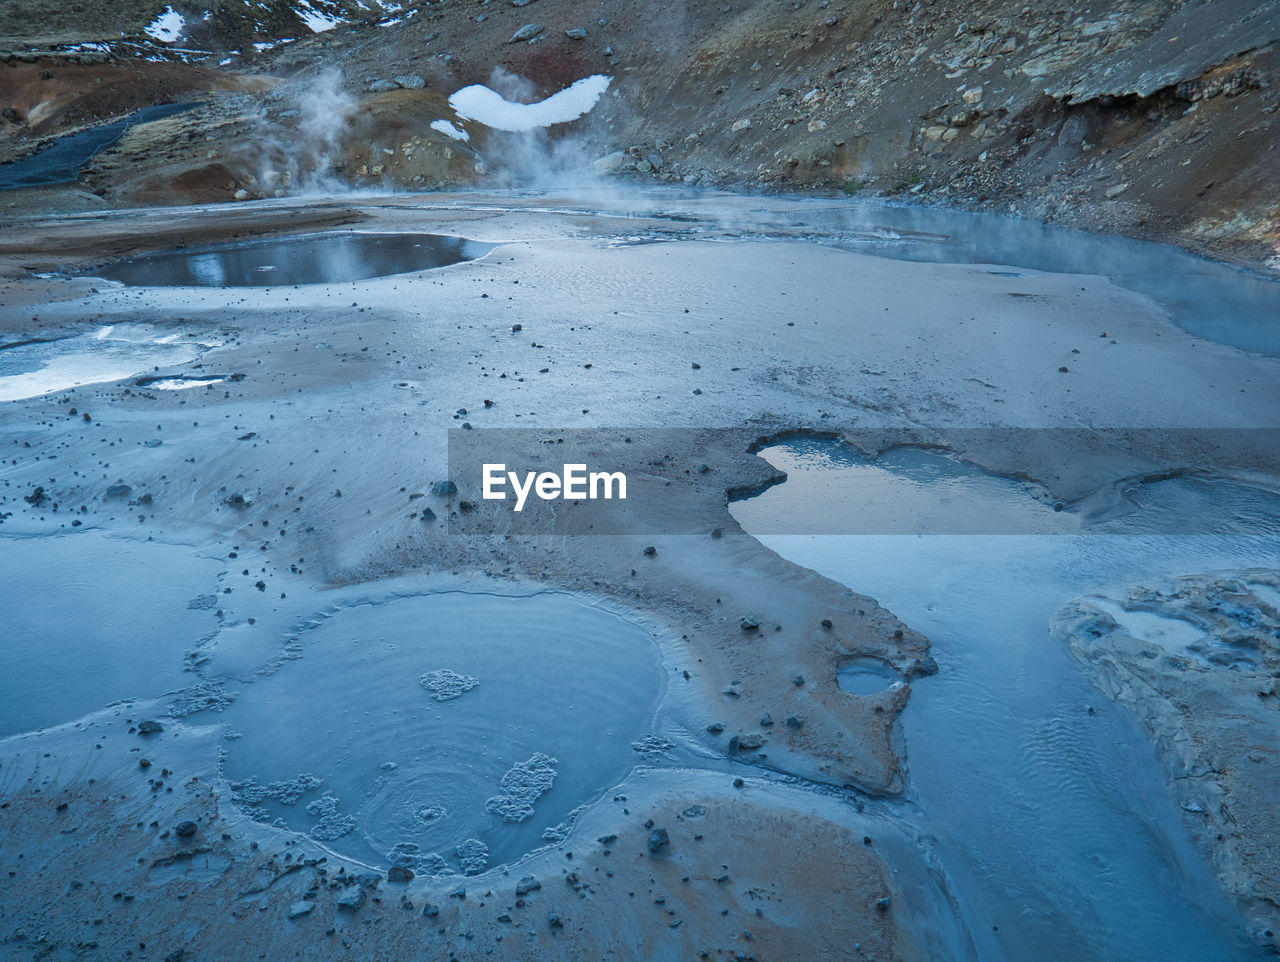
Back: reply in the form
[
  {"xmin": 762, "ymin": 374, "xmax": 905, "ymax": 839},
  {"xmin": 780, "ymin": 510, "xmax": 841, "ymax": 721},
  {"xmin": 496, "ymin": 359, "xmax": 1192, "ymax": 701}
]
[
  {"xmin": 295, "ymin": 0, "xmax": 346, "ymax": 33},
  {"xmin": 145, "ymin": 6, "xmax": 185, "ymax": 43},
  {"xmin": 448, "ymin": 75, "xmax": 611, "ymax": 131},
  {"xmin": 430, "ymin": 119, "xmax": 470, "ymax": 142}
]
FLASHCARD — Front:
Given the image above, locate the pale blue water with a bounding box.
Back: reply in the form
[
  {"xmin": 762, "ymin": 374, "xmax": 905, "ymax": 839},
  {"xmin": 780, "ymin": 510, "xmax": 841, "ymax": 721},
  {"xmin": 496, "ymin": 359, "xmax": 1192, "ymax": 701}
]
[{"xmin": 731, "ymin": 438, "xmax": 1279, "ymax": 961}]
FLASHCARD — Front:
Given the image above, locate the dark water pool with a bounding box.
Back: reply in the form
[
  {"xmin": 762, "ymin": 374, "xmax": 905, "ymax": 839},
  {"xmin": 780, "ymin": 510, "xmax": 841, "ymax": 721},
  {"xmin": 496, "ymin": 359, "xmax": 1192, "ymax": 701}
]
[{"xmin": 92, "ymin": 231, "xmax": 492, "ymax": 287}]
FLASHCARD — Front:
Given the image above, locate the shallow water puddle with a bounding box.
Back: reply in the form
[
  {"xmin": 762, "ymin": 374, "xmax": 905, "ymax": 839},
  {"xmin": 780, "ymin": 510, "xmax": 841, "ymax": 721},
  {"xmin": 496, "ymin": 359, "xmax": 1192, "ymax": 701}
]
[
  {"xmin": 0, "ymin": 531, "xmax": 225, "ymax": 735},
  {"xmin": 731, "ymin": 435, "xmax": 1280, "ymax": 961},
  {"xmin": 836, "ymin": 657, "xmax": 903, "ymax": 695},
  {"xmin": 0, "ymin": 324, "xmax": 210, "ymax": 401},
  {"xmin": 91, "ymin": 231, "xmax": 492, "ymax": 287},
  {"xmin": 217, "ymin": 590, "xmax": 665, "ymax": 873}
]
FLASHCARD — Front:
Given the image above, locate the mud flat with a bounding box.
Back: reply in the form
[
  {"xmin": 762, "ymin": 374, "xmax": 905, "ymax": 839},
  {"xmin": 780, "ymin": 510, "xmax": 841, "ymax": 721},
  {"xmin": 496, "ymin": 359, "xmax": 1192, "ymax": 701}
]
[
  {"xmin": 1055, "ymin": 571, "xmax": 1280, "ymax": 946},
  {"xmin": 2, "ymin": 191, "xmax": 1280, "ymax": 959}
]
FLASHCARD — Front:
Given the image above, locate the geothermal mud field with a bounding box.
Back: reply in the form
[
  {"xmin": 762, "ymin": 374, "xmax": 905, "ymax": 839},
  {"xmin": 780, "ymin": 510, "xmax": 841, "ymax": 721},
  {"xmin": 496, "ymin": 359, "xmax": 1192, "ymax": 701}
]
[{"xmin": 1, "ymin": 189, "xmax": 1279, "ymax": 961}]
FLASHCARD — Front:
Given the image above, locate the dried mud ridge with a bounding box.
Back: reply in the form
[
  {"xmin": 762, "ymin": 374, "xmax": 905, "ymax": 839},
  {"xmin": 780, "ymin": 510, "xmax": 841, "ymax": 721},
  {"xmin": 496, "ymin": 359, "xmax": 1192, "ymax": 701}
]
[
  {"xmin": 1055, "ymin": 571, "xmax": 1280, "ymax": 948},
  {"xmin": 1, "ymin": 0, "xmax": 1279, "ymax": 270}
]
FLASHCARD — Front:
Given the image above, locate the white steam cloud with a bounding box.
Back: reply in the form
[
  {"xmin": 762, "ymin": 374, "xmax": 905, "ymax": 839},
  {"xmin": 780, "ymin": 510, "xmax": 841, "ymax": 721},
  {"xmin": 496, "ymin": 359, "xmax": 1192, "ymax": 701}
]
[{"xmin": 244, "ymin": 69, "xmax": 359, "ymax": 196}]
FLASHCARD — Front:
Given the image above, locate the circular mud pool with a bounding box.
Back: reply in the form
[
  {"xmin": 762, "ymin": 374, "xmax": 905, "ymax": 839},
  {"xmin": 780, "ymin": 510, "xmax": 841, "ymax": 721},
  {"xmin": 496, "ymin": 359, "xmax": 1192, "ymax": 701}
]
[
  {"xmin": 217, "ymin": 590, "xmax": 665, "ymax": 875},
  {"xmin": 91, "ymin": 231, "xmax": 492, "ymax": 287}
]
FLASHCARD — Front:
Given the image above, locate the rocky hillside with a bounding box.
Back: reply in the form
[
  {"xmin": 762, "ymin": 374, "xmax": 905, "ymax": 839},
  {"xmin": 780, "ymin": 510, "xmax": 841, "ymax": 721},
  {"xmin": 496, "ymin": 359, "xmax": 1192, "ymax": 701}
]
[{"xmin": 2, "ymin": 0, "xmax": 1278, "ymax": 270}]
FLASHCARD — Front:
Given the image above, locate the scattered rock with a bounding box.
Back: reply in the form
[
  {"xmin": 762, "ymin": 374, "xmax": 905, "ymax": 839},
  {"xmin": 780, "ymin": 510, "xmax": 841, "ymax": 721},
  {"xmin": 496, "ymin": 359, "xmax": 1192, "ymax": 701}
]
[
  {"xmin": 565, "ymin": 27, "xmax": 587, "ymax": 40},
  {"xmin": 137, "ymin": 720, "xmax": 165, "ymax": 735},
  {"xmin": 173, "ymin": 821, "xmax": 197, "ymax": 838},
  {"xmin": 648, "ymin": 827, "xmax": 670, "ymax": 853},
  {"xmin": 288, "ymin": 900, "xmax": 315, "ymax": 918},
  {"xmin": 335, "ymin": 885, "xmax": 365, "ymax": 910},
  {"xmin": 516, "ymin": 875, "xmax": 541, "ymax": 896},
  {"xmin": 740, "ymin": 616, "xmax": 760, "ymax": 631},
  {"xmin": 394, "ymin": 75, "xmax": 426, "ymax": 90},
  {"xmin": 432, "ymin": 479, "xmax": 457, "ymax": 496},
  {"xmin": 387, "ymin": 865, "xmax": 414, "ymax": 883},
  {"xmin": 508, "ymin": 23, "xmax": 544, "ymax": 43}
]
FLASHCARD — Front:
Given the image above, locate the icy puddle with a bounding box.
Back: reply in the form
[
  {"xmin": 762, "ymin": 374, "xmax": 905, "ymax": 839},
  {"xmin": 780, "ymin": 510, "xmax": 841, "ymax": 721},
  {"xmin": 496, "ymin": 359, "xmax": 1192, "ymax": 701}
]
[
  {"xmin": 91, "ymin": 231, "xmax": 492, "ymax": 287},
  {"xmin": 731, "ymin": 435, "xmax": 1280, "ymax": 962},
  {"xmin": 0, "ymin": 324, "xmax": 211, "ymax": 401},
  {"xmin": 217, "ymin": 590, "xmax": 665, "ymax": 874}
]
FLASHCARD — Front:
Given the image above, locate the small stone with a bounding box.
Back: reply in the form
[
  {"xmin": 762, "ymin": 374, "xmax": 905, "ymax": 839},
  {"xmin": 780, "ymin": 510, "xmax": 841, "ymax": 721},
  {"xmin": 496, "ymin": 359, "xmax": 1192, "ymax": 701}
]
[
  {"xmin": 516, "ymin": 876, "xmax": 541, "ymax": 896},
  {"xmin": 335, "ymin": 885, "xmax": 365, "ymax": 910},
  {"xmin": 288, "ymin": 900, "xmax": 315, "ymax": 918},
  {"xmin": 785, "ymin": 715, "xmax": 804, "ymax": 729},
  {"xmin": 643, "ymin": 545, "xmax": 657, "ymax": 556},
  {"xmin": 565, "ymin": 27, "xmax": 587, "ymax": 39},
  {"xmin": 706, "ymin": 722, "xmax": 724, "ymax": 734},
  {"xmin": 759, "ymin": 713, "xmax": 773, "ymax": 727},
  {"xmin": 137, "ymin": 720, "xmax": 164, "ymax": 735},
  {"xmin": 423, "ymin": 902, "xmax": 440, "ymax": 918},
  {"xmin": 739, "ymin": 616, "xmax": 760, "ymax": 631},
  {"xmin": 548, "ymin": 912, "xmax": 563, "ymax": 928},
  {"xmin": 174, "ymin": 821, "xmax": 197, "ymax": 838},
  {"xmin": 387, "ymin": 865, "xmax": 414, "ymax": 883},
  {"xmin": 394, "ymin": 74, "xmax": 426, "ymax": 89},
  {"xmin": 432, "ymin": 479, "xmax": 457, "ymax": 496},
  {"xmin": 1105, "ymin": 182, "xmax": 1130, "ymax": 199},
  {"xmin": 648, "ymin": 827, "xmax": 670, "ymax": 854},
  {"xmin": 821, "ymin": 618, "xmax": 833, "ymax": 629},
  {"xmin": 508, "ymin": 22, "xmax": 544, "ymax": 43},
  {"xmin": 876, "ymin": 896, "xmax": 891, "ymax": 911},
  {"xmin": 104, "ymin": 483, "xmax": 131, "ymax": 499}
]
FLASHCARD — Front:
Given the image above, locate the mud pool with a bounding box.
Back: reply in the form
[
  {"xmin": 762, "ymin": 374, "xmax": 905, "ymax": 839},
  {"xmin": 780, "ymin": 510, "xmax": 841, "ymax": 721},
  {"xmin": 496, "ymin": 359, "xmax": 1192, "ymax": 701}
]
[
  {"xmin": 92, "ymin": 231, "xmax": 491, "ymax": 287},
  {"xmin": 218, "ymin": 590, "xmax": 665, "ymax": 872},
  {"xmin": 731, "ymin": 436, "xmax": 1280, "ymax": 961}
]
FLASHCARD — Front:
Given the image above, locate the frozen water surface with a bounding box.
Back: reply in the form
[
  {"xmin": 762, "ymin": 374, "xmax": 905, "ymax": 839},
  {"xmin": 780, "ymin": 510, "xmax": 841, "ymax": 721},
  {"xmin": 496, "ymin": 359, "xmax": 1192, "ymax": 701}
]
[
  {"xmin": 0, "ymin": 325, "xmax": 210, "ymax": 401},
  {"xmin": 217, "ymin": 590, "xmax": 665, "ymax": 872},
  {"xmin": 732, "ymin": 436, "xmax": 1280, "ymax": 961}
]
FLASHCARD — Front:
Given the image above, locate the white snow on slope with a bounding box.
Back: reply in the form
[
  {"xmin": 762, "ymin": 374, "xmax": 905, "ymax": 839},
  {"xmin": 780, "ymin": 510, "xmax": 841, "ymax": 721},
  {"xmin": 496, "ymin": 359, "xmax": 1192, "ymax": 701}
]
[
  {"xmin": 145, "ymin": 6, "xmax": 185, "ymax": 43},
  {"xmin": 430, "ymin": 119, "xmax": 470, "ymax": 142},
  {"xmin": 295, "ymin": 0, "xmax": 345, "ymax": 33},
  {"xmin": 448, "ymin": 75, "xmax": 611, "ymax": 131}
]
